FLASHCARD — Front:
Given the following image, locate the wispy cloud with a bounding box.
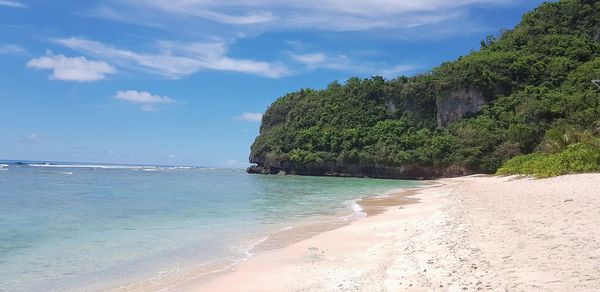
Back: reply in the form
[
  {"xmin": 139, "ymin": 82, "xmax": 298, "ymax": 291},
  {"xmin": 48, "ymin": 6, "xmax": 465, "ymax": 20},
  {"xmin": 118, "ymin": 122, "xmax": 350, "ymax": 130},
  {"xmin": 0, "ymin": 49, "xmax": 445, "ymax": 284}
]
[
  {"xmin": 379, "ymin": 64, "xmax": 421, "ymax": 78},
  {"xmin": 291, "ymin": 52, "xmax": 419, "ymax": 77},
  {"xmin": 291, "ymin": 53, "xmax": 328, "ymax": 66},
  {"xmin": 114, "ymin": 90, "xmax": 179, "ymax": 111},
  {"xmin": 0, "ymin": 44, "xmax": 26, "ymax": 54},
  {"xmin": 26, "ymin": 52, "xmax": 116, "ymax": 82},
  {"xmin": 19, "ymin": 133, "xmax": 41, "ymax": 143},
  {"xmin": 85, "ymin": 6, "xmax": 164, "ymax": 28},
  {"xmin": 234, "ymin": 112, "xmax": 263, "ymax": 122},
  {"xmin": 0, "ymin": 0, "xmax": 26, "ymax": 8},
  {"xmin": 101, "ymin": 0, "xmax": 512, "ymax": 35},
  {"xmin": 56, "ymin": 37, "xmax": 291, "ymax": 79},
  {"xmin": 140, "ymin": 2, "xmax": 276, "ymax": 25}
]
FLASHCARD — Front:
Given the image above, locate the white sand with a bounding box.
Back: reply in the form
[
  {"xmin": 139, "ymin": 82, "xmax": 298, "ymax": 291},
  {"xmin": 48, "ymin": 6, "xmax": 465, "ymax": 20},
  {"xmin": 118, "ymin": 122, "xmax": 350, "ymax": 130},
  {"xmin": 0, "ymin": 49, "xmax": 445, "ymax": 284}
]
[{"xmin": 184, "ymin": 174, "xmax": 600, "ymax": 291}]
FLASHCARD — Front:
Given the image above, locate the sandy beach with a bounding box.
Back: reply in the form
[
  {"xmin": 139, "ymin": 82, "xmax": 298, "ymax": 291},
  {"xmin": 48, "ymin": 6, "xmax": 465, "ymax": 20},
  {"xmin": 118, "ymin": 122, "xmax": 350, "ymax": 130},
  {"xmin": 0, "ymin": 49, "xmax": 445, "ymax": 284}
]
[{"xmin": 185, "ymin": 174, "xmax": 600, "ymax": 291}]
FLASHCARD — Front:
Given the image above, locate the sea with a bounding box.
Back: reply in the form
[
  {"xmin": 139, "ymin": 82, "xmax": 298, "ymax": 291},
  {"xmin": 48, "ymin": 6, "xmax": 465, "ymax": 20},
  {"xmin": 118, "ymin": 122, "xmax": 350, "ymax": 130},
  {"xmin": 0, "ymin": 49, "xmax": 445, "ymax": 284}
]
[{"xmin": 0, "ymin": 161, "xmax": 421, "ymax": 291}]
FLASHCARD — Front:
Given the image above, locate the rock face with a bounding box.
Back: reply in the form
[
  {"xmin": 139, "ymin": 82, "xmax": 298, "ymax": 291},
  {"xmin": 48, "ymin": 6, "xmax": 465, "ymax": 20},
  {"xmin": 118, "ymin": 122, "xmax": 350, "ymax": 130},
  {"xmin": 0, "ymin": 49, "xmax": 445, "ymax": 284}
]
[
  {"xmin": 246, "ymin": 160, "xmax": 469, "ymax": 180},
  {"xmin": 436, "ymin": 87, "xmax": 486, "ymax": 128},
  {"xmin": 384, "ymin": 100, "xmax": 398, "ymax": 114}
]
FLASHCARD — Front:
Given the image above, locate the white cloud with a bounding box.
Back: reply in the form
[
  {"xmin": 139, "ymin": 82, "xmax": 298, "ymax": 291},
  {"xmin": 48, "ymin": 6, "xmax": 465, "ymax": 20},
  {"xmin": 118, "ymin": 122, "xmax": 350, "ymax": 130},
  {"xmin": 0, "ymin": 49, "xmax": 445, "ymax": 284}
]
[
  {"xmin": 26, "ymin": 52, "xmax": 116, "ymax": 82},
  {"xmin": 55, "ymin": 37, "xmax": 415, "ymax": 79},
  {"xmin": 110, "ymin": 0, "xmax": 512, "ymax": 34},
  {"xmin": 0, "ymin": 0, "xmax": 26, "ymax": 8},
  {"xmin": 291, "ymin": 52, "xmax": 419, "ymax": 77},
  {"xmin": 380, "ymin": 64, "xmax": 421, "ymax": 78},
  {"xmin": 234, "ymin": 112, "xmax": 263, "ymax": 122},
  {"xmin": 291, "ymin": 52, "xmax": 352, "ymax": 70},
  {"xmin": 86, "ymin": 6, "xmax": 164, "ymax": 28},
  {"xmin": 145, "ymin": 2, "xmax": 276, "ymax": 25},
  {"xmin": 56, "ymin": 37, "xmax": 291, "ymax": 79},
  {"xmin": 114, "ymin": 90, "xmax": 178, "ymax": 111},
  {"xmin": 0, "ymin": 44, "xmax": 26, "ymax": 54},
  {"xmin": 291, "ymin": 53, "xmax": 327, "ymax": 66}
]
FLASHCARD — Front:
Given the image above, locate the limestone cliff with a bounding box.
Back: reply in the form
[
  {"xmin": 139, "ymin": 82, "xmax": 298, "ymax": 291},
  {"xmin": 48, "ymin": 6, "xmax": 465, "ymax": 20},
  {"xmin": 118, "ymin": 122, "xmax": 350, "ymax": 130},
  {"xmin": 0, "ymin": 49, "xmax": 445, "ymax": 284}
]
[{"xmin": 436, "ymin": 87, "xmax": 486, "ymax": 128}]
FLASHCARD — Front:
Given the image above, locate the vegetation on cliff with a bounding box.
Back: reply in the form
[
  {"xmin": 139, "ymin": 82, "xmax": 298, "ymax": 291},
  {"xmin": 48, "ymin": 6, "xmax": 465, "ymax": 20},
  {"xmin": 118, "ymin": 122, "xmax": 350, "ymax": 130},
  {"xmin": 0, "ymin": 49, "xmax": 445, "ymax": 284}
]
[{"xmin": 249, "ymin": 0, "xmax": 600, "ymax": 179}]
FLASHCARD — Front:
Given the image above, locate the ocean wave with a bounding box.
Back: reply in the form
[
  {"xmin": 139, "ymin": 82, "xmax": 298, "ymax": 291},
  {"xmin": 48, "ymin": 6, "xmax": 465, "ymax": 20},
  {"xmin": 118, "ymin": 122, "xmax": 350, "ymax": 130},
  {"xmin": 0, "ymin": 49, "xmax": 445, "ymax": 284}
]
[
  {"xmin": 28, "ymin": 163, "xmax": 199, "ymax": 172},
  {"xmin": 165, "ymin": 166, "xmax": 194, "ymax": 170},
  {"xmin": 233, "ymin": 236, "xmax": 270, "ymax": 258},
  {"xmin": 28, "ymin": 163, "xmax": 158, "ymax": 169},
  {"xmin": 350, "ymin": 200, "xmax": 364, "ymax": 213},
  {"xmin": 341, "ymin": 198, "xmax": 365, "ymax": 213},
  {"xmin": 338, "ymin": 199, "xmax": 367, "ymax": 221},
  {"xmin": 278, "ymin": 226, "xmax": 294, "ymax": 232}
]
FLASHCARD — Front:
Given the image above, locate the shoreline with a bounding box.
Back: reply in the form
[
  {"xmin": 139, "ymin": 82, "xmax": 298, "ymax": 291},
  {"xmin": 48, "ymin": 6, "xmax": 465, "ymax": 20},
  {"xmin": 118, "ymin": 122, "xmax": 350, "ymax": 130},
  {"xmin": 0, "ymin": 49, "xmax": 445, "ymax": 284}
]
[
  {"xmin": 115, "ymin": 180, "xmax": 426, "ymax": 291},
  {"xmin": 180, "ymin": 182, "xmax": 441, "ymax": 292},
  {"xmin": 252, "ymin": 184, "xmax": 432, "ymax": 253},
  {"xmin": 183, "ymin": 173, "xmax": 600, "ymax": 291},
  {"xmin": 158, "ymin": 182, "xmax": 438, "ymax": 291}
]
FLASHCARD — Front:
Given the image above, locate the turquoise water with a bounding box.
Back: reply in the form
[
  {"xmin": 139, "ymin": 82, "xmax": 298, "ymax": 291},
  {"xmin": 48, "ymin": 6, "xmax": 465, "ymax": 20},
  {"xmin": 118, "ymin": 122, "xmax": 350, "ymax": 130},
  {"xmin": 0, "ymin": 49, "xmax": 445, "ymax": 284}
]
[{"xmin": 0, "ymin": 162, "xmax": 420, "ymax": 291}]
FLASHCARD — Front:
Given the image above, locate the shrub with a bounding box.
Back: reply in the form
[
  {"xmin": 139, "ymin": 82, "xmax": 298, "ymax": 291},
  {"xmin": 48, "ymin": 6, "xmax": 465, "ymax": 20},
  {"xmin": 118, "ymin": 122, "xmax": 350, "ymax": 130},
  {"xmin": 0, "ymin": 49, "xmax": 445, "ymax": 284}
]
[{"xmin": 497, "ymin": 142, "xmax": 600, "ymax": 177}]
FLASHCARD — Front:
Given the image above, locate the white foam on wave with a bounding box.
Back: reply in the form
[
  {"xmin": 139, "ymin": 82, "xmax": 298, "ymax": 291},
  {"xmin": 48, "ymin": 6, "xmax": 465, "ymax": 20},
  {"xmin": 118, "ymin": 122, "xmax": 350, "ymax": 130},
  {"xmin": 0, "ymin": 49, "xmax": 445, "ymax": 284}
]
[
  {"xmin": 350, "ymin": 200, "xmax": 364, "ymax": 212},
  {"xmin": 231, "ymin": 236, "xmax": 270, "ymax": 259},
  {"xmin": 338, "ymin": 199, "xmax": 367, "ymax": 221},
  {"xmin": 165, "ymin": 166, "xmax": 193, "ymax": 170},
  {"xmin": 28, "ymin": 163, "xmax": 197, "ymax": 172},
  {"xmin": 29, "ymin": 163, "xmax": 159, "ymax": 170},
  {"xmin": 278, "ymin": 226, "xmax": 293, "ymax": 232},
  {"xmin": 0, "ymin": 164, "xmax": 8, "ymax": 170}
]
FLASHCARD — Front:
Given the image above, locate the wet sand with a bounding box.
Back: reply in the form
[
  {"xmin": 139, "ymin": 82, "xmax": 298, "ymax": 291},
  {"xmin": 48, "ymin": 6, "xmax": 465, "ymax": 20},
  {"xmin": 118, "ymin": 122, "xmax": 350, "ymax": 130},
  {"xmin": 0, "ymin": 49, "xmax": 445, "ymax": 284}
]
[
  {"xmin": 184, "ymin": 174, "xmax": 600, "ymax": 291},
  {"xmin": 252, "ymin": 186, "xmax": 426, "ymax": 253}
]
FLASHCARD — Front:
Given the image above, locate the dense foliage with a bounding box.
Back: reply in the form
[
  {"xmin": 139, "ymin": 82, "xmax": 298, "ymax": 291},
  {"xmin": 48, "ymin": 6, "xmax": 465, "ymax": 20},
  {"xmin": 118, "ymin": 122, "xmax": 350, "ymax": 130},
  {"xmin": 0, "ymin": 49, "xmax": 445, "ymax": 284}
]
[
  {"xmin": 250, "ymin": 0, "xmax": 600, "ymax": 178},
  {"xmin": 497, "ymin": 140, "xmax": 600, "ymax": 177}
]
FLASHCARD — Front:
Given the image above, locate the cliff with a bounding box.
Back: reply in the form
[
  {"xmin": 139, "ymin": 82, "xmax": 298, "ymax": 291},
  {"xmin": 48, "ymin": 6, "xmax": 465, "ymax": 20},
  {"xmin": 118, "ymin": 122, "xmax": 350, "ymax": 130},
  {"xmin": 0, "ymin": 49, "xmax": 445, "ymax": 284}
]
[
  {"xmin": 436, "ymin": 87, "xmax": 486, "ymax": 128},
  {"xmin": 248, "ymin": 0, "xmax": 600, "ymax": 179}
]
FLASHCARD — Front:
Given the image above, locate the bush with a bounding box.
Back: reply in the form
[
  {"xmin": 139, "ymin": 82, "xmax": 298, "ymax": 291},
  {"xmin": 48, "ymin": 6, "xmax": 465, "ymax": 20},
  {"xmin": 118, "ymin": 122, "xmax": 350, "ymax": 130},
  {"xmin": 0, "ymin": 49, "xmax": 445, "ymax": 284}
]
[{"xmin": 497, "ymin": 142, "xmax": 600, "ymax": 177}]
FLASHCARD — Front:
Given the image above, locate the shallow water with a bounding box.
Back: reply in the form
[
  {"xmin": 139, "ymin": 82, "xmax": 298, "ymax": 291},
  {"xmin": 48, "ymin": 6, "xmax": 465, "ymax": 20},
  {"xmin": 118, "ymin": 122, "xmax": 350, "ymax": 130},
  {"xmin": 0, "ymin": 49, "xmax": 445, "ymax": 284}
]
[{"xmin": 0, "ymin": 162, "xmax": 420, "ymax": 291}]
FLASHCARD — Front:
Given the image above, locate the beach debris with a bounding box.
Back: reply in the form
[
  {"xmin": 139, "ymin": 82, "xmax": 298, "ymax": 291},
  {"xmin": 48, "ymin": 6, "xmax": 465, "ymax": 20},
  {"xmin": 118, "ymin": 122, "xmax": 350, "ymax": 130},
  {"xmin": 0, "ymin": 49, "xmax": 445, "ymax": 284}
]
[{"xmin": 564, "ymin": 199, "xmax": 574, "ymax": 203}]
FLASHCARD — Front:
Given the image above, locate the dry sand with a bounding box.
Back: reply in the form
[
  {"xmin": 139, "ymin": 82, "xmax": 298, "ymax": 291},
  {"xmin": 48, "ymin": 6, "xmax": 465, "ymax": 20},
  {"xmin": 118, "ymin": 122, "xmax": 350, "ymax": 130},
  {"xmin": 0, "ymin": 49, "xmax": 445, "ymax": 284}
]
[{"xmin": 183, "ymin": 174, "xmax": 600, "ymax": 291}]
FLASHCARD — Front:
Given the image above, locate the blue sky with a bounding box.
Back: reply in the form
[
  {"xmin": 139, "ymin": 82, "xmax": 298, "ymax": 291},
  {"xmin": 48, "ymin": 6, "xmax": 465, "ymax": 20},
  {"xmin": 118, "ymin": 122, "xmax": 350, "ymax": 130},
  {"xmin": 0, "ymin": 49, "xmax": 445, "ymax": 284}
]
[{"xmin": 0, "ymin": 0, "xmax": 548, "ymax": 167}]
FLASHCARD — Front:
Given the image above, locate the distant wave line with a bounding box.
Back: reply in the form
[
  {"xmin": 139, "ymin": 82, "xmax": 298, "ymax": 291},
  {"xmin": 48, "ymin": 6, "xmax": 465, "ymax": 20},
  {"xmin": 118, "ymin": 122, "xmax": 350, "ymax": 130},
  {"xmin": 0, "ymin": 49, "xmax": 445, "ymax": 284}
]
[{"xmin": 28, "ymin": 164, "xmax": 195, "ymax": 170}]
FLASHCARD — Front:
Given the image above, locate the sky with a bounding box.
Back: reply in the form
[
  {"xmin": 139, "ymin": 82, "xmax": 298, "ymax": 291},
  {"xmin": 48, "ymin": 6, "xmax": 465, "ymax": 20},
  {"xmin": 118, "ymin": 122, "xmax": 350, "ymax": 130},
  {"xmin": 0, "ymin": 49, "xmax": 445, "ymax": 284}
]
[{"xmin": 0, "ymin": 0, "xmax": 549, "ymax": 167}]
